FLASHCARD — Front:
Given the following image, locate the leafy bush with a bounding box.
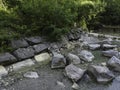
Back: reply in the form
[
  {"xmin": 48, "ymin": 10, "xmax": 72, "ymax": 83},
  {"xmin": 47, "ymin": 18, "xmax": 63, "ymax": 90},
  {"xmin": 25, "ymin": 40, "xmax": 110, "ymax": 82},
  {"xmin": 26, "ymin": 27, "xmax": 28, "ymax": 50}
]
[
  {"xmin": 99, "ymin": 0, "xmax": 120, "ymax": 25},
  {"xmin": 3, "ymin": 0, "xmax": 78, "ymax": 40},
  {"xmin": 1, "ymin": 0, "xmax": 106, "ymax": 40}
]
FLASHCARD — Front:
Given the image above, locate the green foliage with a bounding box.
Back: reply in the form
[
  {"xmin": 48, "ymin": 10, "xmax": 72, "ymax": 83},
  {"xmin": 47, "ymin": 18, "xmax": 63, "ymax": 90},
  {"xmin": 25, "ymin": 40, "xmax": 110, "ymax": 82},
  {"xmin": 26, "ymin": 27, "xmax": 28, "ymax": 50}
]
[
  {"xmin": 76, "ymin": 0, "xmax": 106, "ymax": 30},
  {"xmin": 3, "ymin": 0, "xmax": 78, "ymax": 39},
  {"xmin": 0, "ymin": 0, "xmax": 106, "ymax": 40},
  {"xmin": 99, "ymin": 0, "xmax": 120, "ymax": 25}
]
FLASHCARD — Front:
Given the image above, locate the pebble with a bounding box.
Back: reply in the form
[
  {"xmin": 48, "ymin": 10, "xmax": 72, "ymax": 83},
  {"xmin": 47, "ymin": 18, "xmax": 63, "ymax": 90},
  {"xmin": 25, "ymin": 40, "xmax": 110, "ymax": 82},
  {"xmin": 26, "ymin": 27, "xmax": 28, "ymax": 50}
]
[{"xmin": 23, "ymin": 71, "xmax": 39, "ymax": 79}]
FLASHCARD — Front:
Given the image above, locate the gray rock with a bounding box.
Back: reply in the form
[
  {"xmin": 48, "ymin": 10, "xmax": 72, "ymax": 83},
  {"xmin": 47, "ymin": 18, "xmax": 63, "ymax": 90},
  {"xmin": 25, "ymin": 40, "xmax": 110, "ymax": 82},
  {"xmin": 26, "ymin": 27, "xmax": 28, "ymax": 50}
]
[
  {"xmin": 23, "ymin": 71, "xmax": 39, "ymax": 79},
  {"xmin": 33, "ymin": 44, "xmax": 48, "ymax": 54},
  {"xmin": 51, "ymin": 52, "xmax": 66, "ymax": 69},
  {"xmin": 101, "ymin": 62, "xmax": 107, "ymax": 66},
  {"xmin": 0, "ymin": 66, "xmax": 8, "ymax": 78},
  {"xmin": 102, "ymin": 50, "xmax": 119, "ymax": 58},
  {"xmin": 25, "ymin": 36, "xmax": 42, "ymax": 45},
  {"xmin": 67, "ymin": 28, "xmax": 82, "ymax": 41},
  {"xmin": 116, "ymin": 52, "xmax": 120, "ymax": 59},
  {"xmin": 65, "ymin": 64, "xmax": 85, "ymax": 82},
  {"xmin": 99, "ymin": 38, "xmax": 112, "ymax": 45},
  {"xmin": 115, "ymin": 76, "xmax": 120, "ymax": 82},
  {"xmin": 49, "ymin": 43, "xmax": 60, "ymax": 53},
  {"xmin": 56, "ymin": 81, "xmax": 65, "ymax": 88},
  {"xmin": 88, "ymin": 44, "xmax": 100, "ymax": 50},
  {"xmin": 66, "ymin": 53, "xmax": 81, "ymax": 65},
  {"xmin": 102, "ymin": 44, "xmax": 117, "ymax": 50},
  {"xmin": 80, "ymin": 34, "xmax": 100, "ymax": 44},
  {"xmin": 72, "ymin": 83, "xmax": 80, "ymax": 90},
  {"xmin": 13, "ymin": 47, "xmax": 35, "ymax": 60},
  {"xmin": 0, "ymin": 53, "xmax": 17, "ymax": 65},
  {"xmin": 11, "ymin": 39, "xmax": 29, "ymax": 49},
  {"xmin": 87, "ymin": 65, "xmax": 115, "ymax": 83},
  {"xmin": 78, "ymin": 50, "xmax": 94, "ymax": 62},
  {"xmin": 107, "ymin": 56, "xmax": 120, "ymax": 72},
  {"xmin": 11, "ymin": 59, "xmax": 35, "ymax": 72},
  {"xmin": 34, "ymin": 53, "xmax": 51, "ymax": 65}
]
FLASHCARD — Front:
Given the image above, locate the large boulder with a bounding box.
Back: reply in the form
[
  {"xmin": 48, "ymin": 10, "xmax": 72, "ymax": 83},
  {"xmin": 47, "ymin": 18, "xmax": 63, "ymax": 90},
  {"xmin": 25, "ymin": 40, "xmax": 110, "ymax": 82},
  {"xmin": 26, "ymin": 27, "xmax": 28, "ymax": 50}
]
[
  {"xmin": 11, "ymin": 39, "xmax": 29, "ymax": 49},
  {"xmin": 88, "ymin": 44, "xmax": 100, "ymax": 50},
  {"xmin": 13, "ymin": 47, "xmax": 35, "ymax": 60},
  {"xmin": 66, "ymin": 53, "xmax": 81, "ymax": 65},
  {"xmin": 87, "ymin": 65, "xmax": 115, "ymax": 83},
  {"xmin": 51, "ymin": 52, "xmax": 66, "ymax": 69},
  {"xmin": 0, "ymin": 53, "xmax": 17, "ymax": 65},
  {"xmin": 102, "ymin": 50, "xmax": 119, "ymax": 58},
  {"xmin": 25, "ymin": 36, "xmax": 43, "ymax": 45},
  {"xmin": 78, "ymin": 50, "xmax": 94, "ymax": 62},
  {"xmin": 107, "ymin": 56, "xmax": 120, "ymax": 72},
  {"xmin": 65, "ymin": 64, "xmax": 85, "ymax": 82},
  {"xmin": 33, "ymin": 44, "xmax": 48, "ymax": 54}
]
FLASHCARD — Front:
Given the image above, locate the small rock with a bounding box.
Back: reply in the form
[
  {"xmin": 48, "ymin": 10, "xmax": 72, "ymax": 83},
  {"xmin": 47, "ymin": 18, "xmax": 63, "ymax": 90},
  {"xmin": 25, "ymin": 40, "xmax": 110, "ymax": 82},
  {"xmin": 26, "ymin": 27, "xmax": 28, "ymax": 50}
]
[
  {"xmin": 115, "ymin": 76, "xmax": 120, "ymax": 82},
  {"xmin": 72, "ymin": 83, "xmax": 80, "ymax": 90},
  {"xmin": 66, "ymin": 53, "xmax": 81, "ymax": 65},
  {"xmin": 88, "ymin": 44, "xmax": 100, "ymax": 50},
  {"xmin": 78, "ymin": 50, "xmax": 94, "ymax": 62},
  {"xmin": 24, "ymin": 71, "xmax": 39, "ymax": 79},
  {"xmin": 33, "ymin": 44, "xmax": 48, "ymax": 54},
  {"xmin": 25, "ymin": 36, "xmax": 42, "ymax": 45},
  {"xmin": 11, "ymin": 39, "xmax": 29, "ymax": 49},
  {"xmin": 0, "ymin": 66, "xmax": 8, "ymax": 78},
  {"xmin": 50, "ymin": 43, "xmax": 59, "ymax": 50},
  {"xmin": 107, "ymin": 56, "xmax": 120, "ymax": 72},
  {"xmin": 101, "ymin": 62, "xmax": 107, "ymax": 66},
  {"xmin": 67, "ymin": 28, "xmax": 82, "ymax": 41},
  {"xmin": 65, "ymin": 64, "xmax": 85, "ymax": 82},
  {"xmin": 56, "ymin": 81, "xmax": 65, "ymax": 88},
  {"xmin": 51, "ymin": 52, "xmax": 66, "ymax": 69}
]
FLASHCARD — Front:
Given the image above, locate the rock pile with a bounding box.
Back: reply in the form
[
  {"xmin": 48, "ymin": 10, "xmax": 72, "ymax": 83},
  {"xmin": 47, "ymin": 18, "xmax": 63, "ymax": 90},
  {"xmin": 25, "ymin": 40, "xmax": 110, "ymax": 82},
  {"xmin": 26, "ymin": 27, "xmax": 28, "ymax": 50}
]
[{"xmin": 0, "ymin": 28, "xmax": 120, "ymax": 89}]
